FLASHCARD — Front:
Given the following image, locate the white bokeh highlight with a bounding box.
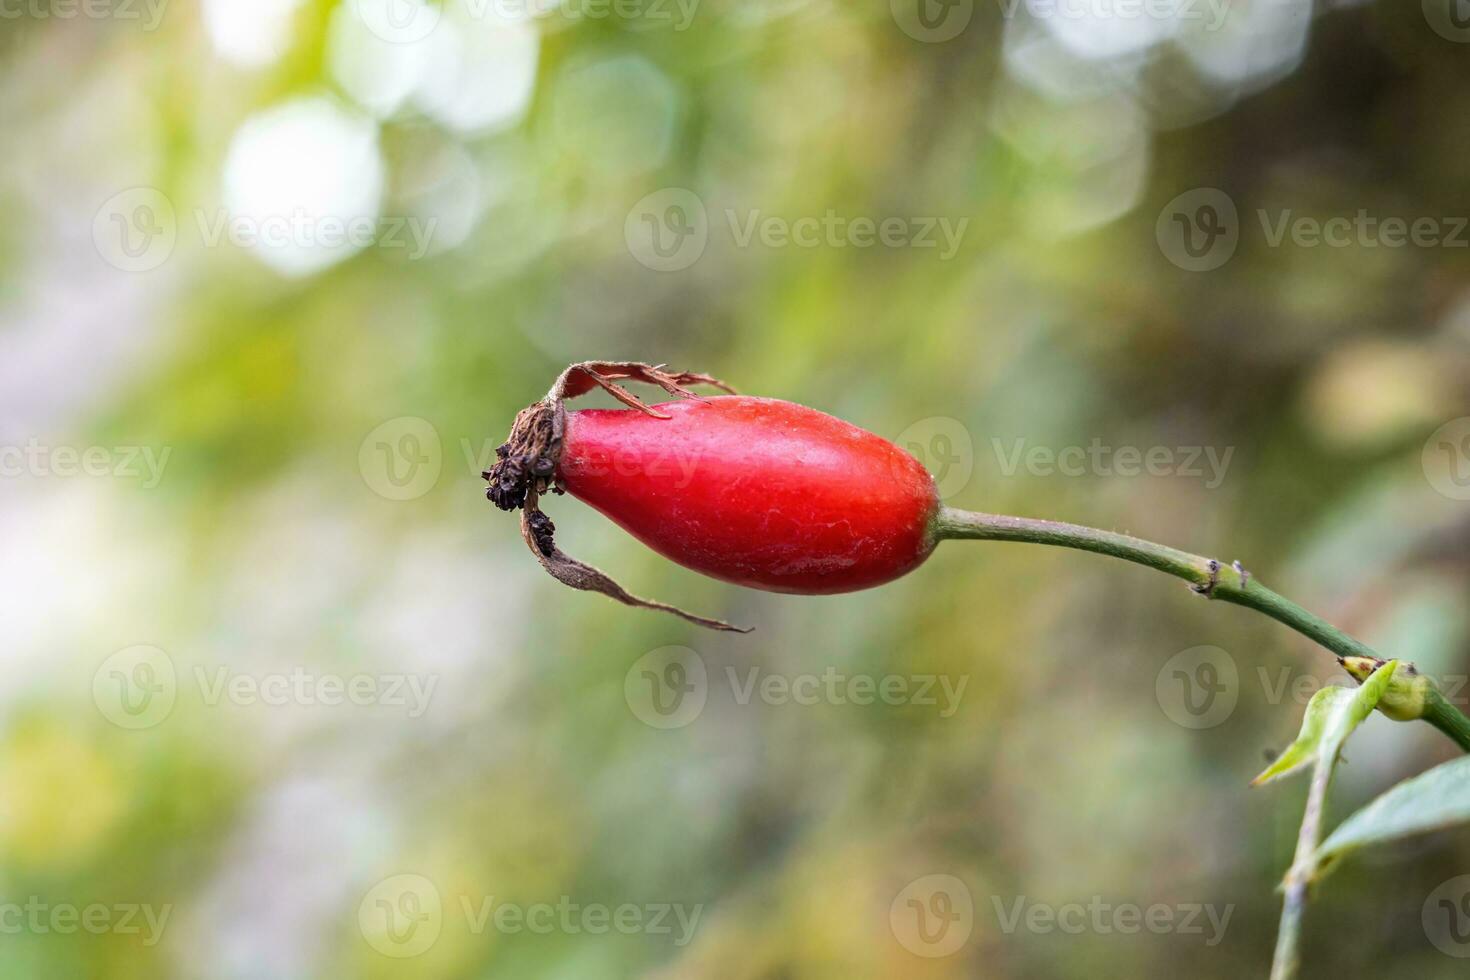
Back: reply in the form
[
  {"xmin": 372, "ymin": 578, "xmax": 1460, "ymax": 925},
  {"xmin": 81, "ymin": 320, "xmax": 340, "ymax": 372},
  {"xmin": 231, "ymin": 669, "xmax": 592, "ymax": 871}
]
[
  {"xmin": 327, "ymin": 3, "xmax": 434, "ymax": 118},
  {"xmin": 203, "ymin": 0, "xmax": 307, "ymax": 68},
  {"xmin": 221, "ymin": 98, "xmax": 386, "ymax": 278},
  {"xmin": 411, "ymin": 6, "xmax": 540, "ymax": 135}
]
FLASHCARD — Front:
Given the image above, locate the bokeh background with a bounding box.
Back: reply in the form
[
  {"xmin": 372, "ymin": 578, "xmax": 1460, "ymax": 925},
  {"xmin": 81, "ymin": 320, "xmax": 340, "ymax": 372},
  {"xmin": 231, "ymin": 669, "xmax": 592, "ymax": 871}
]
[{"xmin": 3, "ymin": 0, "xmax": 1470, "ymax": 976}]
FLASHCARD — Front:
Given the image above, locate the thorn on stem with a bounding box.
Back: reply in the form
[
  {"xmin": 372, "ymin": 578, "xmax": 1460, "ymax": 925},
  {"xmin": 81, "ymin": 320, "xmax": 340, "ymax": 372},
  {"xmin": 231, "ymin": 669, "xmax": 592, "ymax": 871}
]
[
  {"xmin": 1232, "ymin": 559, "xmax": 1250, "ymax": 589},
  {"xmin": 1191, "ymin": 558, "xmax": 1222, "ymax": 598}
]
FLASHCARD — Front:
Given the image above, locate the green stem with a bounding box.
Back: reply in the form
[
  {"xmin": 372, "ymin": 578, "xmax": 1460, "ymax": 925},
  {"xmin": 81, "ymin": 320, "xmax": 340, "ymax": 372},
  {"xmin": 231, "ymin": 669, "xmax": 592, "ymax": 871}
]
[
  {"xmin": 933, "ymin": 507, "xmax": 1470, "ymax": 748},
  {"xmin": 1425, "ymin": 689, "xmax": 1470, "ymax": 752},
  {"xmin": 1270, "ymin": 752, "xmax": 1335, "ymax": 980}
]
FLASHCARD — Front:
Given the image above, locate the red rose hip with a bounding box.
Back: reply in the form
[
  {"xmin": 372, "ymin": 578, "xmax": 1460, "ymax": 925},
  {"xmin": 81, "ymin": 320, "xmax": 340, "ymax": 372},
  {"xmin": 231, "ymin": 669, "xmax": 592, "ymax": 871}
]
[{"xmin": 556, "ymin": 396, "xmax": 940, "ymax": 594}]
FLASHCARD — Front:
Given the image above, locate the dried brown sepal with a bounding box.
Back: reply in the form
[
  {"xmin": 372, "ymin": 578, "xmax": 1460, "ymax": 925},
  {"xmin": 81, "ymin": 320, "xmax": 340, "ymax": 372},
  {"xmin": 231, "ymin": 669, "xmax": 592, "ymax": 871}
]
[
  {"xmin": 519, "ymin": 489, "xmax": 751, "ymax": 633},
  {"xmin": 546, "ymin": 361, "xmax": 736, "ymax": 417},
  {"xmin": 486, "ymin": 361, "xmax": 750, "ymax": 633}
]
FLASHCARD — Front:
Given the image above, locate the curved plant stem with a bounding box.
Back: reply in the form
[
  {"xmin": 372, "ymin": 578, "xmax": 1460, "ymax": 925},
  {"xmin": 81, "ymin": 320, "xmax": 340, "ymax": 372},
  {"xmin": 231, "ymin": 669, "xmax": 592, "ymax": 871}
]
[
  {"xmin": 1425, "ymin": 690, "xmax": 1470, "ymax": 752},
  {"xmin": 934, "ymin": 507, "xmax": 1470, "ymax": 748},
  {"xmin": 1270, "ymin": 753, "xmax": 1334, "ymax": 980}
]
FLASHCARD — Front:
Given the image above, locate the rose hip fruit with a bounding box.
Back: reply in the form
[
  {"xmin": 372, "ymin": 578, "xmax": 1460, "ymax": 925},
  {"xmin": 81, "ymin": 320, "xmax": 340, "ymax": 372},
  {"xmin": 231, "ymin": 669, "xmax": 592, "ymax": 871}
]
[
  {"xmin": 557, "ymin": 396, "xmax": 940, "ymax": 594},
  {"xmin": 484, "ymin": 361, "xmax": 943, "ymax": 629}
]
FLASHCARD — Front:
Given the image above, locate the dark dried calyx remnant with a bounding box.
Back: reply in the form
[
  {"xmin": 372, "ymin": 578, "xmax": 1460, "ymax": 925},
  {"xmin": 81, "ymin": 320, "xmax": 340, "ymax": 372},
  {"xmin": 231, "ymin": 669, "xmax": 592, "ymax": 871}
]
[
  {"xmin": 525, "ymin": 509, "xmax": 556, "ymax": 558},
  {"xmin": 481, "ymin": 360, "xmax": 750, "ymax": 633},
  {"xmin": 483, "ymin": 401, "xmax": 561, "ymax": 512}
]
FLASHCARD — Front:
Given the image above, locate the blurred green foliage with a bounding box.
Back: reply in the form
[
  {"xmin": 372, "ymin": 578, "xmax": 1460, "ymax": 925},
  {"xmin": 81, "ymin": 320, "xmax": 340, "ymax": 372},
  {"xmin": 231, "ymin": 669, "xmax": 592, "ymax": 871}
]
[{"xmin": 1, "ymin": 0, "xmax": 1469, "ymax": 977}]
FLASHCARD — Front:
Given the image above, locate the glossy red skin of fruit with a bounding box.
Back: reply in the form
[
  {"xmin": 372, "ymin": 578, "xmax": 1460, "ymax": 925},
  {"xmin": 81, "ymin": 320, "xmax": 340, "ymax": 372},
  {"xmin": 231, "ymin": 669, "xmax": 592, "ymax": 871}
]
[{"xmin": 556, "ymin": 396, "xmax": 940, "ymax": 595}]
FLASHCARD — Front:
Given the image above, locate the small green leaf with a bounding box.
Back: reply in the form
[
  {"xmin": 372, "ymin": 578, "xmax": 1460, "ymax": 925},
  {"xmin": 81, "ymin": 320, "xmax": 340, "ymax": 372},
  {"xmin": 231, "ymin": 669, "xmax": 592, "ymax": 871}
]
[
  {"xmin": 1253, "ymin": 688, "xmax": 1352, "ymax": 785},
  {"xmin": 1317, "ymin": 755, "xmax": 1470, "ymax": 862},
  {"xmin": 1252, "ymin": 661, "xmax": 1397, "ymax": 786}
]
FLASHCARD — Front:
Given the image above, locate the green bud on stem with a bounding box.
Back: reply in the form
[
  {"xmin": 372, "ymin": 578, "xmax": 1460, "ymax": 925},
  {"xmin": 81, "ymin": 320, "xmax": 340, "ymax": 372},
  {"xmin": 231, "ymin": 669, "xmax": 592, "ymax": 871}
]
[{"xmin": 1338, "ymin": 656, "xmax": 1433, "ymax": 722}]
